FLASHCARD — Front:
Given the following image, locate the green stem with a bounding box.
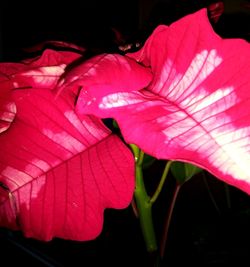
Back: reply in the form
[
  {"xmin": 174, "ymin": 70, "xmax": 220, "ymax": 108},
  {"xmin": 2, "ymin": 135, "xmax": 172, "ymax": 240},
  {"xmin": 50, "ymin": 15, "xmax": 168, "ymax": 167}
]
[
  {"xmin": 129, "ymin": 144, "xmax": 140, "ymax": 162},
  {"xmin": 160, "ymin": 182, "xmax": 181, "ymax": 259},
  {"xmin": 150, "ymin": 161, "xmax": 172, "ymax": 204},
  {"xmin": 133, "ymin": 149, "xmax": 157, "ymax": 253}
]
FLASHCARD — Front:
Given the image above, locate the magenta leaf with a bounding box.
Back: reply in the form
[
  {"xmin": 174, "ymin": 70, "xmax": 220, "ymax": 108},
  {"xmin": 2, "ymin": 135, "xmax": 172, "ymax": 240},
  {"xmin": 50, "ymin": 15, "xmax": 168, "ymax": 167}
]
[
  {"xmin": 0, "ymin": 75, "xmax": 16, "ymax": 133},
  {"xmin": 16, "ymin": 49, "xmax": 82, "ymax": 89},
  {"xmin": 22, "ymin": 48, "xmax": 81, "ymax": 66},
  {"xmin": 0, "ymin": 49, "xmax": 81, "ymax": 133},
  {"xmin": 56, "ymin": 53, "xmax": 153, "ymax": 108},
  {"xmin": 0, "ymin": 49, "xmax": 135, "ymax": 241},
  {"xmin": 75, "ymin": 9, "xmax": 250, "ymax": 195}
]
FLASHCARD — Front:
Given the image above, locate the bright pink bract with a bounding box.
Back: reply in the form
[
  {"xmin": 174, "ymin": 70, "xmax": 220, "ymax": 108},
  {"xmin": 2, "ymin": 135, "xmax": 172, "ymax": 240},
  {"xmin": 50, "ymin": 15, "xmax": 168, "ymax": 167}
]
[
  {"xmin": 74, "ymin": 9, "xmax": 250, "ymax": 194},
  {"xmin": 0, "ymin": 49, "xmax": 135, "ymax": 241}
]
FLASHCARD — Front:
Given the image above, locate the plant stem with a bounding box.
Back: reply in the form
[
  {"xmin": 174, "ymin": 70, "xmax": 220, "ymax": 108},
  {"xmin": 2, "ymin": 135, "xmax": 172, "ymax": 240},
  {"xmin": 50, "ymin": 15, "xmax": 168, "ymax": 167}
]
[
  {"xmin": 131, "ymin": 197, "xmax": 139, "ymax": 218},
  {"xmin": 224, "ymin": 183, "xmax": 231, "ymax": 210},
  {"xmin": 150, "ymin": 161, "xmax": 172, "ymax": 204},
  {"xmin": 160, "ymin": 181, "xmax": 181, "ymax": 259},
  {"xmin": 202, "ymin": 172, "xmax": 221, "ymax": 215},
  {"xmin": 133, "ymin": 150, "xmax": 158, "ymax": 253}
]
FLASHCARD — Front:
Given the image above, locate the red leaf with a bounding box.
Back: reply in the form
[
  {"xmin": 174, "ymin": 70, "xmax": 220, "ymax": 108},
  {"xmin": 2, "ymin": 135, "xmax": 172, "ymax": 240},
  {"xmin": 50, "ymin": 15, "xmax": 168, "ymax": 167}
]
[
  {"xmin": 23, "ymin": 40, "xmax": 86, "ymax": 54},
  {"xmin": 22, "ymin": 48, "xmax": 81, "ymax": 66},
  {"xmin": 0, "ymin": 74, "xmax": 16, "ymax": 133},
  {"xmin": 76, "ymin": 9, "xmax": 250, "ymax": 194},
  {"xmin": 0, "ymin": 50, "xmax": 135, "ymax": 241}
]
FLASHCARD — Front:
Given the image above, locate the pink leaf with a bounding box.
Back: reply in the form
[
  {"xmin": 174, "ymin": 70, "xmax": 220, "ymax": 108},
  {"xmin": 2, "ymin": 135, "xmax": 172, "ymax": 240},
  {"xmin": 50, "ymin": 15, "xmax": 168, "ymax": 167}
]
[
  {"xmin": 56, "ymin": 53, "xmax": 152, "ymax": 105},
  {"xmin": 0, "ymin": 51, "xmax": 135, "ymax": 241},
  {"xmin": 0, "ymin": 68, "xmax": 20, "ymax": 134},
  {"xmin": 22, "ymin": 48, "xmax": 81, "ymax": 66},
  {"xmin": 76, "ymin": 9, "xmax": 250, "ymax": 194},
  {"xmin": 0, "ymin": 49, "xmax": 81, "ymax": 132},
  {"xmin": 0, "ymin": 86, "xmax": 16, "ymax": 133},
  {"xmin": 16, "ymin": 49, "xmax": 82, "ymax": 89}
]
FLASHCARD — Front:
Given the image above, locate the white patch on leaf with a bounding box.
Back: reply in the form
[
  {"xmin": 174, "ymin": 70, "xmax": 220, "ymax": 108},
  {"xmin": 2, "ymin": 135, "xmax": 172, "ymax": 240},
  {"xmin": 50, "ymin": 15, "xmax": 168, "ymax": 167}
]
[
  {"xmin": 1, "ymin": 166, "xmax": 33, "ymax": 188},
  {"xmin": 160, "ymin": 49, "xmax": 222, "ymax": 101},
  {"xmin": 42, "ymin": 128, "xmax": 85, "ymax": 153},
  {"xmin": 30, "ymin": 175, "xmax": 46, "ymax": 199},
  {"xmin": 25, "ymin": 159, "xmax": 51, "ymax": 177},
  {"xmin": 164, "ymin": 84, "xmax": 250, "ymax": 183},
  {"xmin": 19, "ymin": 175, "xmax": 46, "ymax": 210},
  {"xmin": 210, "ymin": 126, "xmax": 250, "ymax": 181},
  {"xmin": 20, "ymin": 66, "xmax": 64, "ymax": 86},
  {"xmin": 5, "ymin": 102, "xmax": 16, "ymax": 114},
  {"xmin": 0, "ymin": 111, "xmax": 15, "ymax": 122},
  {"xmin": 99, "ymin": 92, "xmax": 144, "ymax": 109},
  {"xmin": 153, "ymin": 59, "xmax": 181, "ymax": 94},
  {"xmin": 64, "ymin": 110, "xmax": 86, "ymax": 131},
  {"xmin": 23, "ymin": 66, "xmax": 65, "ymax": 77},
  {"xmin": 64, "ymin": 110, "xmax": 108, "ymax": 143},
  {"xmin": 187, "ymin": 86, "xmax": 234, "ymax": 114},
  {"xmin": 154, "ymin": 48, "xmax": 250, "ymax": 184}
]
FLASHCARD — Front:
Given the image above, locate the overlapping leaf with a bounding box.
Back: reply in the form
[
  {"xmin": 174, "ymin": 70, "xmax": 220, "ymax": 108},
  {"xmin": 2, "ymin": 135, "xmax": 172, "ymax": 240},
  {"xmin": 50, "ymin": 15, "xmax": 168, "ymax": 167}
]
[
  {"xmin": 0, "ymin": 49, "xmax": 81, "ymax": 134},
  {"xmin": 23, "ymin": 40, "xmax": 86, "ymax": 54},
  {"xmin": 55, "ymin": 53, "xmax": 153, "ymax": 109},
  {"xmin": 0, "ymin": 49, "xmax": 135, "ymax": 241},
  {"xmin": 74, "ymin": 9, "xmax": 250, "ymax": 194}
]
